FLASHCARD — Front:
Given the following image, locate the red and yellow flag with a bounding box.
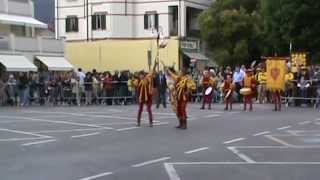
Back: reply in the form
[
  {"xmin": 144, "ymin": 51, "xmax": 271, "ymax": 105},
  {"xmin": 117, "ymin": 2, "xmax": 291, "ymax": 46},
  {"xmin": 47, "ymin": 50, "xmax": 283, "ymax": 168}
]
[{"xmin": 266, "ymin": 58, "xmax": 287, "ymax": 92}]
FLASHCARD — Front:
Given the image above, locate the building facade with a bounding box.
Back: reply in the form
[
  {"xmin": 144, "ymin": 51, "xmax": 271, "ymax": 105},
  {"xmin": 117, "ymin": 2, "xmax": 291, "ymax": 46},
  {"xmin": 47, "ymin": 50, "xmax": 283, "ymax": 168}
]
[
  {"xmin": 0, "ymin": 0, "xmax": 69, "ymax": 73},
  {"xmin": 55, "ymin": 0, "xmax": 212, "ymax": 71}
]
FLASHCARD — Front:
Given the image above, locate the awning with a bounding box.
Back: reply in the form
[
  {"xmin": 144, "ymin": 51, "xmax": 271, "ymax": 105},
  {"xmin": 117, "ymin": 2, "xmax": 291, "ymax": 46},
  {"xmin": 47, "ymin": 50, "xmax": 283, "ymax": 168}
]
[
  {"xmin": 0, "ymin": 13, "xmax": 47, "ymax": 29},
  {"xmin": 0, "ymin": 54, "xmax": 37, "ymax": 72},
  {"xmin": 183, "ymin": 51, "xmax": 209, "ymax": 61},
  {"xmin": 36, "ymin": 56, "xmax": 74, "ymax": 71}
]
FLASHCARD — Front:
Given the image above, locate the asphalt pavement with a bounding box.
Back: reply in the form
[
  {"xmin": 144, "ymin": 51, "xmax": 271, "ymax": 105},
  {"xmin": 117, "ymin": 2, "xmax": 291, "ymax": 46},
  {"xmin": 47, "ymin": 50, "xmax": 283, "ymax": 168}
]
[{"xmin": 0, "ymin": 103, "xmax": 319, "ymax": 180}]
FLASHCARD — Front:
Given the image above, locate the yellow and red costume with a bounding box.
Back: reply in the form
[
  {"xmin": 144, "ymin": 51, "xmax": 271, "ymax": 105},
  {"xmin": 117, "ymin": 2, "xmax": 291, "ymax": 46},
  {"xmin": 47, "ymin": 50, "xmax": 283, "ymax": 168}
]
[
  {"xmin": 169, "ymin": 71, "xmax": 196, "ymax": 129},
  {"xmin": 133, "ymin": 72, "xmax": 154, "ymax": 126},
  {"xmin": 222, "ymin": 77, "xmax": 235, "ymax": 110},
  {"xmin": 201, "ymin": 73, "xmax": 216, "ymax": 110},
  {"xmin": 242, "ymin": 70, "xmax": 256, "ymax": 111}
]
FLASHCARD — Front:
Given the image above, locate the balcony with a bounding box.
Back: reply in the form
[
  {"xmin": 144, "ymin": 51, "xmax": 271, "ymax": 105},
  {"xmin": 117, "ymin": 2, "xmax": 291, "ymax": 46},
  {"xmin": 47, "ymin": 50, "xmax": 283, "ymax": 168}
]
[{"xmin": 0, "ymin": 33, "xmax": 64, "ymax": 55}]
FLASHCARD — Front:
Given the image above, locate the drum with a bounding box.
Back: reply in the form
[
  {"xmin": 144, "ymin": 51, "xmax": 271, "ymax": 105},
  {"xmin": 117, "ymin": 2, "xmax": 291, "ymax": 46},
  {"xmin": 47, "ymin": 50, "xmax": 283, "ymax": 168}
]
[
  {"xmin": 225, "ymin": 90, "xmax": 232, "ymax": 100},
  {"xmin": 205, "ymin": 87, "xmax": 213, "ymax": 95},
  {"xmin": 240, "ymin": 88, "xmax": 252, "ymax": 96}
]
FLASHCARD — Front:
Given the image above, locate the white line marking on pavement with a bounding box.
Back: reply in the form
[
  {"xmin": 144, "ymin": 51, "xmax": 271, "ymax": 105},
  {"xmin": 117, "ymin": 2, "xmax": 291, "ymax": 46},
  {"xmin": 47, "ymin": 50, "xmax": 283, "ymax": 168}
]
[
  {"xmin": 165, "ymin": 162, "xmax": 320, "ymax": 180},
  {"xmin": 0, "ymin": 116, "xmax": 113, "ymax": 129},
  {"xmin": 23, "ymin": 111, "xmax": 136, "ymax": 120},
  {"xmin": 132, "ymin": 157, "xmax": 171, "ymax": 168},
  {"xmin": 184, "ymin": 147, "xmax": 209, "ymax": 154},
  {"xmin": 253, "ymin": 131, "xmax": 270, "ymax": 136},
  {"xmin": 299, "ymin": 121, "xmax": 311, "ymax": 125},
  {"xmin": 228, "ymin": 111, "xmax": 241, "ymax": 115},
  {"xmin": 277, "ymin": 126, "xmax": 292, "ymax": 130},
  {"xmin": 0, "ymin": 120, "xmax": 33, "ymax": 123},
  {"xmin": 154, "ymin": 122, "xmax": 170, "ymax": 126},
  {"xmin": 265, "ymin": 135, "xmax": 292, "ymax": 146},
  {"xmin": 227, "ymin": 147, "xmax": 256, "ymax": 163},
  {"xmin": 71, "ymin": 132, "xmax": 100, "ymax": 139},
  {"xmin": 169, "ymin": 162, "xmax": 320, "ymax": 165},
  {"xmin": 230, "ymin": 146, "xmax": 320, "ymax": 149},
  {"xmin": 223, "ymin": 138, "xmax": 246, "ymax": 144},
  {"xmin": 96, "ymin": 121, "xmax": 161, "ymax": 126},
  {"xmin": 153, "ymin": 112, "xmax": 176, "ymax": 116},
  {"xmin": 204, "ymin": 114, "xmax": 221, "ymax": 118},
  {"xmin": 31, "ymin": 128, "xmax": 107, "ymax": 134},
  {"xmin": 79, "ymin": 172, "xmax": 113, "ymax": 180},
  {"xmin": 164, "ymin": 163, "xmax": 181, "ymax": 180},
  {"xmin": 0, "ymin": 137, "xmax": 46, "ymax": 142},
  {"xmin": 21, "ymin": 139, "xmax": 57, "ymax": 146},
  {"xmin": 116, "ymin": 127, "xmax": 141, "ymax": 131},
  {"xmin": 0, "ymin": 128, "xmax": 52, "ymax": 139}
]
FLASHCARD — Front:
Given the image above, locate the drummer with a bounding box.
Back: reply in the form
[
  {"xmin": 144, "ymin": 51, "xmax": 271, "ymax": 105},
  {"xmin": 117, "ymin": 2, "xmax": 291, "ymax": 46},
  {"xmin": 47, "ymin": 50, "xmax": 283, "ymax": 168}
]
[
  {"xmin": 222, "ymin": 74, "xmax": 235, "ymax": 110},
  {"xmin": 200, "ymin": 70, "xmax": 216, "ymax": 110},
  {"xmin": 241, "ymin": 69, "xmax": 257, "ymax": 111}
]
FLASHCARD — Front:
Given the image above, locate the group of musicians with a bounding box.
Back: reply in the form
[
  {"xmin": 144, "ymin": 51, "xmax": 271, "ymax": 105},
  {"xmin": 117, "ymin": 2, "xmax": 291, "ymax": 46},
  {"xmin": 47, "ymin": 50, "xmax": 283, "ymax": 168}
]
[{"xmin": 132, "ymin": 60, "xmax": 290, "ymax": 130}]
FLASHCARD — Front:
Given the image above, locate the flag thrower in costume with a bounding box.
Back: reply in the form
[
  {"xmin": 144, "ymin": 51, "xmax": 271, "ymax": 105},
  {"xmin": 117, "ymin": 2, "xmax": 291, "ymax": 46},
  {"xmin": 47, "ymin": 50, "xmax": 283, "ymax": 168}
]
[{"xmin": 166, "ymin": 67, "xmax": 196, "ymax": 130}]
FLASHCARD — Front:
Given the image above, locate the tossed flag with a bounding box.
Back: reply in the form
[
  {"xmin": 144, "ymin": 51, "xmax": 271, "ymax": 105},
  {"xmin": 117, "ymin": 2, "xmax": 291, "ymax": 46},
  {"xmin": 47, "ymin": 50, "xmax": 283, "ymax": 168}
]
[{"xmin": 266, "ymin": 58, "xmax": 287, "ymax": 92}]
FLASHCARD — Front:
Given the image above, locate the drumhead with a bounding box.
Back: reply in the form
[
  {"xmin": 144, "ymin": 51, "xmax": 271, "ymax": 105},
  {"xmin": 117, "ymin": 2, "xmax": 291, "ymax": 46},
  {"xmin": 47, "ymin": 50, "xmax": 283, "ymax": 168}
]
[{"xmin": 205, "ymin": 87, "xmax": 213, "ymax": 95}]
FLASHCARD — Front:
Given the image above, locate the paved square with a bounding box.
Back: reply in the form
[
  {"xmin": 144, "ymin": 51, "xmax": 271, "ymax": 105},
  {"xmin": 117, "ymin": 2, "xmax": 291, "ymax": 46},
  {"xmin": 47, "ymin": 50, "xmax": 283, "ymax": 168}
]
[{"xmin": 0, "ymin": 104, "xmax": 319, "ymax": 180}]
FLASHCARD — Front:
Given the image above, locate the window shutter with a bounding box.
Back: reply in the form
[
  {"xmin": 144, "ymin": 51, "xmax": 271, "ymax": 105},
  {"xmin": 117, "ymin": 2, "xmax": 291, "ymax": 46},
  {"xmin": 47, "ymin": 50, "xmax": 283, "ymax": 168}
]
[
  {"xmin": 75, "ymin": 17, "xmax": 79, "ymax": 32},
  {"xmin": 92, "ymin": 15, "xmax": 97, "ymax": 30},
  {"xmin": 101, "ymin": 14, "xmax": 106, "ymax": 30},
  {"xmin": 155, "ymin": 14, "xmax": 159, "ymax": 30},
  {"xmin": 66, "ymin": 18, "xmax": 70, "ymax": 32},
  {"xmin": 144, "ymin": 14, "xmax": 148, "ymax": 29}
]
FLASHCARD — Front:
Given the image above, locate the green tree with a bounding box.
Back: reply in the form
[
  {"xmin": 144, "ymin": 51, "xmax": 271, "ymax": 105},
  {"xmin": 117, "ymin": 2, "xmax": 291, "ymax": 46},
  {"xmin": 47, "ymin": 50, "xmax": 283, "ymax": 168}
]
[
  {"xmin": 199, "ymin": 0, "xmax": 263, "ymax": 66},
  {"xmin": 261, "ymin": 0, "xmax": 320, "ymax": 63}
]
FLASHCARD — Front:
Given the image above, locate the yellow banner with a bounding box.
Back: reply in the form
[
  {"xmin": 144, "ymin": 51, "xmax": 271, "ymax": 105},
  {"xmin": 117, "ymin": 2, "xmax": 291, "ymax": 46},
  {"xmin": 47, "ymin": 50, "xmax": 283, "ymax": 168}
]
[
  {"xmin": 266, "ymin": 58, "xmax": 286, "ymax": 92},
  {"xmin": 291, "ymin": 52, "xmax": 307, "ymax": 73}
]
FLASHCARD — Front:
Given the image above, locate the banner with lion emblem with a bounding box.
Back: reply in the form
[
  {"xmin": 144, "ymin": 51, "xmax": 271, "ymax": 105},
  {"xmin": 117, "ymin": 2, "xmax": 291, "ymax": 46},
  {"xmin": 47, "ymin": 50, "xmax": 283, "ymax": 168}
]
[{"xmin": 266, "ymin": 58, "xmax": 287, "ymax": 92}]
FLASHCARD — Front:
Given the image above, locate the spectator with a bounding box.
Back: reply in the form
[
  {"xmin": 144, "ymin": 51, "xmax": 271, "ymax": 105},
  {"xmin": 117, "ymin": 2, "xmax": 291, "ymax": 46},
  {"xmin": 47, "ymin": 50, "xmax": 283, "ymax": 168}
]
[
  {"xmin": 103, "ymin": 72, "xmax": 113, "ymax": 105},
  {"xmin": 92, "ymin": 72, "xmax": 99, "ymax": 104},
  {"xmin": 0, "ymin": 76, "xmax": 6, "ymax": 105},
  {"xmin": 71, "ymin": 73, "xmax": 81, "ymax": 106},
  {"xmin": 233, "ymin": 66, "xmax": 244, "ymax": 102},
  {"xmin": 17, "ymin": 73, "xmax": 29, "ymax": 106},
  {"xmin": 119, "ymin": 71, "xmax": 129, "ymax": 105},
  {"xmin": 38, "ymin": 76, "xmax": 46, "ymax": 106},
  {"xmin": 155, "ymin": 70, "xmax": 167, "ymax": 108},
  {"xmin": 77, "ymin": 68, "xmax": 86, "ymax": 98},
  {"xmin": 84, "ymin": 72, "xmax": 93, "ymax": 105},
  {"xmin": 127, "ymin": 73, "xmax": 137, "ymax": 104},
  {"xmin": 62, "ymin": 73, "xmax": 72, "ymax": 105},
  {"xmin": 113, "ymin": 71, "xmax": 120, "ymax": 105},
  {"xmin": 6, "ymin": 74, "xmax": 17, "ymax": 106}
]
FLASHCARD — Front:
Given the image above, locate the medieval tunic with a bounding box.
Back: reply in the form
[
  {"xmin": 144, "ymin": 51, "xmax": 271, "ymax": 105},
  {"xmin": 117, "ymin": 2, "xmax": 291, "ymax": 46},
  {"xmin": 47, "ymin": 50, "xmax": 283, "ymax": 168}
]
[{"xmin": 133, "ymin": 72, "xmax": 154, "ymax": 125}]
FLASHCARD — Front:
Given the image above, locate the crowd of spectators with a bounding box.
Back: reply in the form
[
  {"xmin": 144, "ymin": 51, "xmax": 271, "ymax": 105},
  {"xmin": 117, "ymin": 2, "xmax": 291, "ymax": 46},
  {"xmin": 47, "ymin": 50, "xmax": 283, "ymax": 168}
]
[{"xmin": 0, "ymin": 64, "xmax": 320, "ymax": 108}]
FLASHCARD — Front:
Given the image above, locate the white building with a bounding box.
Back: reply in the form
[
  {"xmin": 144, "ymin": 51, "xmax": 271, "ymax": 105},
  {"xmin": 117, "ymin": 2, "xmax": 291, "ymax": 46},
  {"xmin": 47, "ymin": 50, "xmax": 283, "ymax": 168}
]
[
  {"xmin": 55, "ymin": 0, "xmax": 212, "ymax": 71},
  {"xmin": 55, "ymin": 0, "xmax": 211, "ymax": 40},
  {"xmin": 0, "ymin": 0, "xmax": 72, "ymax": 73}
]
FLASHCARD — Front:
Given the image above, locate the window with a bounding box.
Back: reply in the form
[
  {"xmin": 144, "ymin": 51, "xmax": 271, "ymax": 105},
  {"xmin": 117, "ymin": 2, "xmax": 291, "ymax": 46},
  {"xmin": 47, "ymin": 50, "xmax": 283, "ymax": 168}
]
[
  {"xmin": 144, "ymin": 12, "xmax": 159, "ymax": 30},
  {"xmin": 65, "ymin": 16, "xmax": 78, "ymax": 32},
  {"xmin": 92, "ymin": 13, "xmax": 106, "ymax": 30},
  {"xmin": 169, "ymin": 6, "xmax": 178, "ymax": 36}
]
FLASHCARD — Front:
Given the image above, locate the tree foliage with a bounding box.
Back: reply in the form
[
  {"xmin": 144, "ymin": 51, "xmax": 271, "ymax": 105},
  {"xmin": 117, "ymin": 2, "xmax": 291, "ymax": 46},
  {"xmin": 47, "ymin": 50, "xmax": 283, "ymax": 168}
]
[
  {"xmin": 200, "ymin": 0, "xmax": 320, "ymax": 65},
  {"xmin": 199, "ymin": 0, "xmax": 263, "ymax": 66},
  {"xmin": 261, "ymin": 0, "xmax": 320, "ymax": 63}
]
